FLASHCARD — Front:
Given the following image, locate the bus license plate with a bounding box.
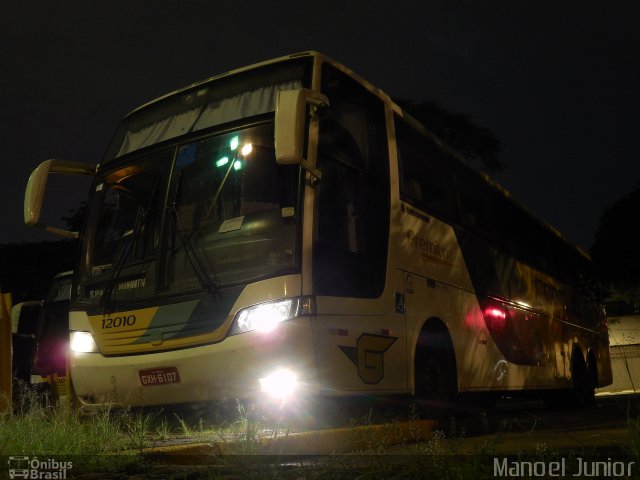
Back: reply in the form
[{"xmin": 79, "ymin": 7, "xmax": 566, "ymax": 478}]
[{"xmin": 139, "ymin": 367, "xmax": 181, "ymax": 386}]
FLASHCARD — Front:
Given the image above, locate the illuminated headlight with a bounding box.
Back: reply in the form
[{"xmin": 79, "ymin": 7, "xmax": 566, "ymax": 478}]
[
  {"xmin": 259, "ymin": 368, "xmax": 298, "ymax": 399},
  {"xmin": 230, "ymin": 296, "xmax": 313, "ymax": 335},
  {"xmin": 70, "ymin": 331, "xmax": 98, "ymax": 353}
]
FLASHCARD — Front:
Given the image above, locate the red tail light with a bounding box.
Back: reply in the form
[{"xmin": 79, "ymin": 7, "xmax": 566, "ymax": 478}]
[{"xmin": 483, "ymin": 307, "xmax": 507, "ymax": 332}]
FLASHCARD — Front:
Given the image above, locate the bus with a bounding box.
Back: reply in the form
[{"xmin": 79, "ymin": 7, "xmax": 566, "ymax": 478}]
[
  {"xmin": 10, "ymin": 272, "xmax": 72, "ymax": 407},
  {"xmin": 30, "ymin": 271, "xmax": 73, "ymax": 406},
  {"xmin": 24, "ymin": 51, "xmax": 611, "ymax": 412},
  {"xmin": 10, "ymin": 301, "xmax": 41, "ymax": 387}
]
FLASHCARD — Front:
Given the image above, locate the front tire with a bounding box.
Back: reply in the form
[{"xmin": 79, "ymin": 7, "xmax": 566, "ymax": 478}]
[{"xmin": 414, "ymin": 329, "xmax": 457, "ymax": 416}]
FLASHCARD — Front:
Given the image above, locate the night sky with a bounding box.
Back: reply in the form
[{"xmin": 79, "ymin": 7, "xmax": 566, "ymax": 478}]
[{"xmin": 2, "ymin": 1, "xmax": 639, "ymax": 250}]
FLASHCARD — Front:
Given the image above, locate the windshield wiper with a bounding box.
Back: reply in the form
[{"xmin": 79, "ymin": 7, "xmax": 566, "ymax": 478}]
[
  {"xmin": 99, "ymin": 205, "xmax": 145, "ymax": 313},
  {"xmin": 169, "ymin": 166, "xmax": 223, "ymax": 298},
  {"xmin": 167, "ymin": 154, "xmax": 243, "ymax": 298},
  {"xmin": 99, "ymin": 180, "xmax": 158, "ymax": 313},
  {"xmin": 168, "ymin": 203, "xmax": 220, "ymax": 298}
]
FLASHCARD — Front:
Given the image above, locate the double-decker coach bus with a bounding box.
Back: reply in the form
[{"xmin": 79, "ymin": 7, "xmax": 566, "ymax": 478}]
[{"xmin": 24, "ymin": 51, "xmax": 611, "ymax": 411}]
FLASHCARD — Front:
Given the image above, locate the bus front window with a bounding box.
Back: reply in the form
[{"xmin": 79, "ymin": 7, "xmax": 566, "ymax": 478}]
[
  {"xmin": 80, "ymin": 153, "xmax": 171, "ymax": 304},
  {"xmin": 80, "ymin": 123, "xmax": 301, "ymax": 305},
  {"xmin": 165, "ymin": 123, "xmax": 300, "ymax": 294},
  {"xmin": 78, "ymin": 58, "xmax": 311, "ymax": 307}
]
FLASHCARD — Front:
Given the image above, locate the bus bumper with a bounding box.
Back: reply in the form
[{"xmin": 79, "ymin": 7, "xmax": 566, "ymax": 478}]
[{"xmin": 69, "ymin": 317, "xmax": 317, "ymax": 408}]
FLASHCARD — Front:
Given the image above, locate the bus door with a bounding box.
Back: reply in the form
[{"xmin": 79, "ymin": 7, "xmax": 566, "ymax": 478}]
[{"xmin": 308, "ymin": 61, "xmax": 405, "ymax": 393}]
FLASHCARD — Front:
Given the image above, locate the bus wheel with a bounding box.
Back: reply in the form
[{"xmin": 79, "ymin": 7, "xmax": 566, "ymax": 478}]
[
  {"xmin": 415, "ymin": 329, "xmax": 457, "ymax": 416},
  {"xmin": 572, "ymin": 351, "xmax": 595, "ymax": 407},
  {"xmin": 545, "ymin": 350, "xmax": 595, "ymax": 409}
]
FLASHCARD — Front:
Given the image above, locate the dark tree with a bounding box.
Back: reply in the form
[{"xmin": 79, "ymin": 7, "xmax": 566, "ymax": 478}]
[
  {"xmin": 0, "ymin": 241, "xmax": 77, "ymax": 303},
  {"xmin": 0, "ymin": 204, "xmax": 85, "ymax": 302},
  {"xmin": 395, "ymin": 98, "xmax": 504, "ymax": 174},
  {"xmin": 591, "ymin": 182, "xmax": 640, "ymax": 307},
  {"xmin": 60, "ymin": 201, "xmax": 87, "ymax": 232}
]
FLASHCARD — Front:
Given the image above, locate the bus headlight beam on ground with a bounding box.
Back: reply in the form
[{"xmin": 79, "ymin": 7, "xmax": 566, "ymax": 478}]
[{"xmin": 259, "ymin": 368, "xmax": 298, "ymax": 399}]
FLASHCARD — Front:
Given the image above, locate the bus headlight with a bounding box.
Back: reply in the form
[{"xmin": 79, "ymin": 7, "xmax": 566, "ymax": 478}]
[
  {"xmin": 259, "ymin": 368, "xmax": 298, "ymax": 399},
  {"xmin": 70, "ymin": 331, "xmax": 98, "ymax": 353},
  {"xmin": 229, "ymin": 296, "xmax": 314, "ymax": 335}
]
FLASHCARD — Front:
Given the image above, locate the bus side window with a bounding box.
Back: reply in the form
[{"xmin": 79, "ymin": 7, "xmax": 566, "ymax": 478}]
[
  {"xmin": 394, "ymin": 117, "xmax": 458, "ymax": 222},
  {"xmin": 454, "ymin": 165, "xmax": 519, "ymax": 252}
]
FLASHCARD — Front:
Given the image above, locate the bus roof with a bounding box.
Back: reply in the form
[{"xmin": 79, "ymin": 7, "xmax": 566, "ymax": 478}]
[{"xmin": 124, "ymin": 51, "xmax": 326, "ymax": 120}]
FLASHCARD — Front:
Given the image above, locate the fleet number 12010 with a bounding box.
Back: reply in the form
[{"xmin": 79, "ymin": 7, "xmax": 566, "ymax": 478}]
[{"xmin": 102, "ymin": 315, "xmax": 136, "ymax": 329}]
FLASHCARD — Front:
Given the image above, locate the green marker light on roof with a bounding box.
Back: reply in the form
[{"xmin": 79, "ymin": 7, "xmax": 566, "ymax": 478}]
[
  {"xmin": 230, "ymin": 136, "xmax": 239, "ymax": 151},
  {"xmin": 215, "ymin": 156, "xmax": 229, "ymax": 168}
]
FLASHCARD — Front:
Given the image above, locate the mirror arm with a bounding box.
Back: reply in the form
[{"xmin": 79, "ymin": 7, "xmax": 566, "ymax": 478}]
[
  {"xmin": 301, "ymin": 160, "xmax": 322, "ymax": 186},
  {"xmin": 37, "ymin": 225, "xmax": 79, "ymax": 239},
  {"xmin": 302, "ymin": 97, "xmax": 327, "ymax": 185}
]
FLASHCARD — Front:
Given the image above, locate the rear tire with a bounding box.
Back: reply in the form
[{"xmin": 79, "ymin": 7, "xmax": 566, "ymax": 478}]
[
  {"xmin": 572, "ymin": 351, "xmax": 595, "ymax": 407},
  {"xmin": 545, "ymin": 350, "xmax": 595, "ymax": 409}
]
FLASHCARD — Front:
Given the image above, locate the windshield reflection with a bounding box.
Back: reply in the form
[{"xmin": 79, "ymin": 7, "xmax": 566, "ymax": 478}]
[{"xmin": 166, "ymin": 123, "xmax": 300, "ymax": 293}]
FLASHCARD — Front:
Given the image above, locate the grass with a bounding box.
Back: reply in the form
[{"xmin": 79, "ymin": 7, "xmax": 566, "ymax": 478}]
[
  {"xmin": 0, "ymin": 383, "xmax": 160, "ymax": 474},
  {"xmin": 2, "ymin": 384, "xmax": 640, "ymax": 479}
]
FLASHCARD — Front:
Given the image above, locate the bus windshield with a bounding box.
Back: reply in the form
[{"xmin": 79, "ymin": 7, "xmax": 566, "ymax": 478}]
[
  {"xmin": 77, "ymin": 59, "xmax": 311, "ymax": 307},
  {"xmin": 80, "ymin": 100, "xmax": 305, "ymax": 307}
]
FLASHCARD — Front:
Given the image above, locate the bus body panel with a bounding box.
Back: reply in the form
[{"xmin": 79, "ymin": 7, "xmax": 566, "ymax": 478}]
[
  {"xmin": 70, "ymin": 275, "xmax": 306, "ymax": 405},
  {"xmin": 70, "ymin": 316, "xmax": 317, "ymax": 406},
  {"xmin": 71, "ymin": 275, "xmax": 302, "ymax": 350},
  {"xmin": 393, "ymin": 200, "xmax": 610, "ymax": 393},
  {"xmin": 311, "ymin": 294, "xmax": 407, "ymax": 392}
]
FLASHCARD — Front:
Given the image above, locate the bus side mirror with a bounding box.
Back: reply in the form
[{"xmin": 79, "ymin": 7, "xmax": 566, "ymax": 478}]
[
  {"xmin": 24, "ymin": 159, "xmax": 95, "ymax": 239},
  {"xmin": 275, "ymin": 88, "xmax": 328, "ymax": 179}
]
